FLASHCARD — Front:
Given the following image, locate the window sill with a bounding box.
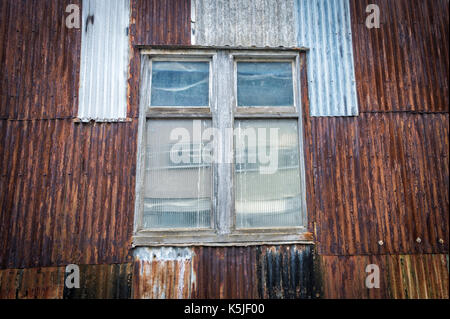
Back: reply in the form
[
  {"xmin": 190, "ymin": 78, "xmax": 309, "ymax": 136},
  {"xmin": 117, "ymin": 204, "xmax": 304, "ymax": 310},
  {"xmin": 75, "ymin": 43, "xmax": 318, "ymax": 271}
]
[{"xmin": 132, "ymin": 231, "xmax": 314, "ymax": 247}]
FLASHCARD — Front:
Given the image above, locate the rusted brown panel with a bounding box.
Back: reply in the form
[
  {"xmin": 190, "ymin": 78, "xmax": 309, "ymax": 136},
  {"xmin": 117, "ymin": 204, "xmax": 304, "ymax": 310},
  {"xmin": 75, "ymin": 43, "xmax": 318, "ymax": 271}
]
[
  {"xmin": 0, "ymin": 0, "xmax": 81, "ymax": 120},
  {"xmin": 320, "ymin": 254, "xmax": 449, "ymax": 299},
  {"xmin": 191, "ymin": 246, "xmax": 259, "ymax": 299},
  {"xmin": 63, "ymin": 263, "xmax": 133, "ymax": 299},
  {"xmin": 321, "ymin": 255, "xmax": 388, "ymax": 299},
  {"xmin": 0, "ymin": 120, "xmax": 138, "ymax": 269},
  {"xmin": 131, "ymin": 0, "xmax": 191, "ymax": 46},
  {"xmin": 0, "ymin": 267, "xmax": 65, "ymax": 299},
  {"xmin": 190, "ymin": 245, "xmax": 321, "ymax": 299},
  {"xmin": 306, "ymin": 113, "xmax": 449, "ymax": 256},
  {"xmin": 350, "ymin": 0, "xmax": 449, "ymax": 112}
]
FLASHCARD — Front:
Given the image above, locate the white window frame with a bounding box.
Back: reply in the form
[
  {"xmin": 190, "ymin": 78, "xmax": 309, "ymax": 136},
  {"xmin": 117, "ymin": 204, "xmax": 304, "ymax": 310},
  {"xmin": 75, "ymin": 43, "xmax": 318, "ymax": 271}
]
[{"xmin": 133, "ymin": 47, "xmax": 310, "ymax": 246}]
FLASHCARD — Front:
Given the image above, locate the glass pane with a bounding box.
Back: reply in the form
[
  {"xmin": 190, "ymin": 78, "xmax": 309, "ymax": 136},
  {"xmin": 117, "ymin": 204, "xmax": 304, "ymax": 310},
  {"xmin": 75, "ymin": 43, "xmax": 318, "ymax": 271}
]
[
  {"xmin": 234, "ymin": 119, "xmax": 303, "ymax": 228},
  {"xmin": 237, "ymin": 62, "xmax": 294, "ymax": 107},
  {"xmin": 150, "ymin": 61, "xmax": 209, "ymax": 107},
  {"xmin": 144, "ymin": 119, "xmax": 213, "ymax": 229}
]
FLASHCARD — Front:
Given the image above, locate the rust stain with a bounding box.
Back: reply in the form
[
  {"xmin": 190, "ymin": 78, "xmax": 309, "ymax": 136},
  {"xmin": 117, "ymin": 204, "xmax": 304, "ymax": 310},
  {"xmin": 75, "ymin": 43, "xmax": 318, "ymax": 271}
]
[{"xmin": 132, "ymin": 248, "xmax": 194, "ymax": 299}]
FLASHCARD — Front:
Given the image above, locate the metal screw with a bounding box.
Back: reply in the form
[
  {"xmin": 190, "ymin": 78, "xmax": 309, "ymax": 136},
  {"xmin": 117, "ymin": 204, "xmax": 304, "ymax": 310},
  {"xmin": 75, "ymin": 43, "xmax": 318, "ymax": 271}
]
[
  {"xmin": 378, "ymin": 240, "xmax": 384, "ymax": 246},
  {"xmin": 416, "ymin": 237, "xmax": 422, "ymax": 244},
  {"xmin": 439, "ymin": 238, "xmax": 444, "ymax": 244}
]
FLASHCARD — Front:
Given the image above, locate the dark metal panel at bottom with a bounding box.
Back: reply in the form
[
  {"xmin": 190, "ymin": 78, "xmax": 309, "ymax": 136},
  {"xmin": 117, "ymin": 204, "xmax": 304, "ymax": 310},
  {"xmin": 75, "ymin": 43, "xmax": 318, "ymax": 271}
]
[
  {"xmin": 0, "ymin": 267, "xmax": 65, "ymax": 299},
  {"xmin": 63, "ymin": 263, "xmax": 133, "ymax": 299},
  {"xmin": 191, "ymin": 245, "xmax": 321, "ymax": 299},
  {"xmin": 257, "ymin": 245, "xmax": 322, "ymax": 299}
]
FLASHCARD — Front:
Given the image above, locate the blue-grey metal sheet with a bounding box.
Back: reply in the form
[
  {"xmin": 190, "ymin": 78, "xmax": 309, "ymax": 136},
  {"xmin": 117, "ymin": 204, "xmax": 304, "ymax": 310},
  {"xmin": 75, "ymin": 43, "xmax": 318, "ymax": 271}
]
[
  {"xmin": 296, "ymin": 0, "xmax": 359, "ymax": 116},
  {"xmin": 78, "ymin": 0, "xmax": 130, "ymax": 122}
]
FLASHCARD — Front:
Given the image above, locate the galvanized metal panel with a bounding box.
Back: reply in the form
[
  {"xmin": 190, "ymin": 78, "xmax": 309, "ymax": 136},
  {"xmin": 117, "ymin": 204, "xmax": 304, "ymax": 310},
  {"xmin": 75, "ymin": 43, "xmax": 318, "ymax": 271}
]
[
  {"xmin": 133, "ymin": 247, "xmax": 194, "ymax": 299},
  {"xmin": 296, "ymin": 0, "xmax": 359, "ymax": 116},
  {"xmin": 191, "ymin": 0, "xmax": 297, "ymax": 47},
  {"xmin": 78, "ymin": 0, "xmax": 130, "ymax": 122}
]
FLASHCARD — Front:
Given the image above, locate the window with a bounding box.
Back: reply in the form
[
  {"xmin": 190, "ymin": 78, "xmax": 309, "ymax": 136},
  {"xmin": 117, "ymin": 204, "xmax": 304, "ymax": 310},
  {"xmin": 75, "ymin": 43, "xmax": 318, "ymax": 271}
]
[{"xmin": 134, "ymin": 48, "xmax": 308, "ymax": 245}]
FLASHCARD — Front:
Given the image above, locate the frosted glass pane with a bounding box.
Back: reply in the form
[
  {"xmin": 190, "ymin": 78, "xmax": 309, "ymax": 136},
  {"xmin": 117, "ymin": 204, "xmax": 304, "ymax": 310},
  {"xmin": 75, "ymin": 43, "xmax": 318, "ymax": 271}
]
[
  {"xmin": 235, "ymin": 120, "xmax": 302, "ymax": 228},
  {"xmin": 150, "ymin": 61, "xmax": 209, "ymax": 107},
  {"xmin": 237, "ymin": 62, "xmax": 293, "ymax": 107},
  {"xmin": 144, "ymin": 119, "xmax": 212, "ymax": 229}
]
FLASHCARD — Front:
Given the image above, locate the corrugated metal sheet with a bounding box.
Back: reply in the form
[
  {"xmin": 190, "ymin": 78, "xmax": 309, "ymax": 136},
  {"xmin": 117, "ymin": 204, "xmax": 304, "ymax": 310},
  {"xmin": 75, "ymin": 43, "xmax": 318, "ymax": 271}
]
[
  {"xmin": 131, "ymin": 0, "xmax": 191, "ymax": 46},
  {"xmin": 320, "ymin": 254, "xmax": 449, "ymax": 299},
  {"xmin": 0, "ymin": 267, "xmax": 65, "ymax": 299},
  {"xmin": 192, "ymin": 245, "xmax": 321, "ymax": 299},
  {"xmin": 191, "ymin": 0, "xmax": 297, "ymax": 47},
  {"xmin": 0, "ymin": 0, "xmax": 81, "ymax": 120},
  {"xmin": 303, "ymin": 113, "xmax": 449, "ymax": 256},
  {"xmin": 0, "ymin": 120, "xmax": 137, "ymax": 269},
  {"xmin": 191, "ymin": 246, "xmax": 259, "ymax": 299},
  {"xmin": 0, "ymin": 263, "xmax": 133, "ymax": 299},
  {"xmin": 0, "ymin": 0, "xmax": 192, "ymax": 270},
  {"xmin": 63, "ymin": 263, "xmax": 133, "ymax": 299},
  {"xmin": 77, "ymin": 0, "xmax": 130, "ymax": 122},
  {"xmin": 350, "ymin": 0, "xmax": 449, "ymax": 112},
  {"xmin": 256, "ymin": 245, "xmax": 322, "ymax": 299},
  {"xmin": 0, "ymin": 0, "xmax": 448, "ymax": 300},
  {"xmin": 132, "ymin": 245, "xmax": 321, "ymax": 299},
  {"xmin": 296, "ymin": 0, "xmax": 358, "ymax": 116},
  {"xmin": 133, "ymin": 247, "xmax": 194, "ymax": 299}
]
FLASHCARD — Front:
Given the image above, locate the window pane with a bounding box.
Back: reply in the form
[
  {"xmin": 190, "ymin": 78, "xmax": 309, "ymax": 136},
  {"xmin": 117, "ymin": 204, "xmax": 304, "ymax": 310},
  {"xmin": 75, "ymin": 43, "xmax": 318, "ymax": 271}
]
[
  {"xmin": 235, "ymin": 119, "xmax": 303, "ymax": 228},
  {"xmin": 237, "ymin": 62, "xmax": 293, "ymax": 107},
  {"xmin": 144, "ymin": 119, "xmax": 212, "ymax": 229},
  {"xmin": 151, "ymin": 61, "xmax": 209, "ymax": 107}
]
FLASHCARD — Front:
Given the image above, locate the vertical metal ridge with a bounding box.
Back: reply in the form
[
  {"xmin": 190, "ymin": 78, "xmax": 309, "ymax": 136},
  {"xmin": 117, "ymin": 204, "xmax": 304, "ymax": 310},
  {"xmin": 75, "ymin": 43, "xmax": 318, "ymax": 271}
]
[
  {"xmin": 78, "ymin": 0, "xmax": 130, "ymax": 122},
  {"xmin": 296, "ymin": 0, "xmax": 358, "ymax": 116}
]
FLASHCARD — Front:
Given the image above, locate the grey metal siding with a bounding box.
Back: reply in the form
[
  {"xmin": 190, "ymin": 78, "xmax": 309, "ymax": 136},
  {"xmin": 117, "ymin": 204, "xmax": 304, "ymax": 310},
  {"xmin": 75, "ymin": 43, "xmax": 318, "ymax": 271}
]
[
  {"xmin": 296, "ymin": 0, "xmax": 359, "ymax": 116},
  {"xmin": 191, "ymin": 0, "xmax": 297, "ymax": 47},
  {"xmin": 78, "ymin": 0, "xmax": 130, "ymax": 122}
]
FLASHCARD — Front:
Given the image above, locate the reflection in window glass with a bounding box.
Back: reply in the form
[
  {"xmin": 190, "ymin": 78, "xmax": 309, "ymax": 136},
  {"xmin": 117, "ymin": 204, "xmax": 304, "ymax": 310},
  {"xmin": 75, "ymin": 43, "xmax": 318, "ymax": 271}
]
[
  {"xmin": 144, "ymin": 120, "xmax": 213, "ymax": 229},
  {"xmin": 237, "ymin": 62, "xmax": 293, "ymax": 107},
  {"xmin": 151, "ymin": 61, "xmax": 209, "ymax": 107},
  {"xmin": 234, "ymin": 119, "xmax": 302, "ymax": 228}
]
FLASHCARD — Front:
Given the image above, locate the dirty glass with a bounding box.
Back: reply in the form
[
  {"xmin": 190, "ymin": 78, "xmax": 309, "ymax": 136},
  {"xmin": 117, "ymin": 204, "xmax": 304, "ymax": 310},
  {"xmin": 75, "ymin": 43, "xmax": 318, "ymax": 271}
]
[
  {"xmin": 150, "ymin": 61, "xmax": 209, "ymax": 107},
  {"xmin": 143, "ymin": 119, "xmax": 213, "ymax": 229},
  {"xmin": 237, "ymin": 62, "xmax": 294, "ymax": 107},
  {"xmin": 234, "ymin": 119, "xmax": 302, "ymax": 228}
]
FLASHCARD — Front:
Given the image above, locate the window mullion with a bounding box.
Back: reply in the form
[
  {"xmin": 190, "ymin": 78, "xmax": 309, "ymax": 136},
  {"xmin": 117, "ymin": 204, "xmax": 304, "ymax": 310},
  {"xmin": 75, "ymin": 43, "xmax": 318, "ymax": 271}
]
[{"xmin": 214, "ymin": 50, "xmax": 234, "ymax": 235}]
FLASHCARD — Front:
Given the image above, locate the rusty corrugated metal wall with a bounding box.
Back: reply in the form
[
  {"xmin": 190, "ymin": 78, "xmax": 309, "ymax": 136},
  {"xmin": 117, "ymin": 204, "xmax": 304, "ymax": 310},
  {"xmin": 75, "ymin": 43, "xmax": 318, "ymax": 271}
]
[
  {"xmin": 0, "ymin": 0, "xmax": 136, "ymax": 269},
  {"xmin": 0, "ymin": 0, "xmax": 448, "ymax": 299},
  {"xmin": 351, "ymin": 0, "xmax": 449, "ymax": 113}
]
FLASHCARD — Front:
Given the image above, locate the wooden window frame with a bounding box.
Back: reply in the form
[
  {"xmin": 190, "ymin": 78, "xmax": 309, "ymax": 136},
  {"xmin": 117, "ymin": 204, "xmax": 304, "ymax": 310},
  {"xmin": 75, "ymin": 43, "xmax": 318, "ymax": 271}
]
[{"xmin": 133, "ymin": 47, "xmax": 312, "ymax": 247}]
